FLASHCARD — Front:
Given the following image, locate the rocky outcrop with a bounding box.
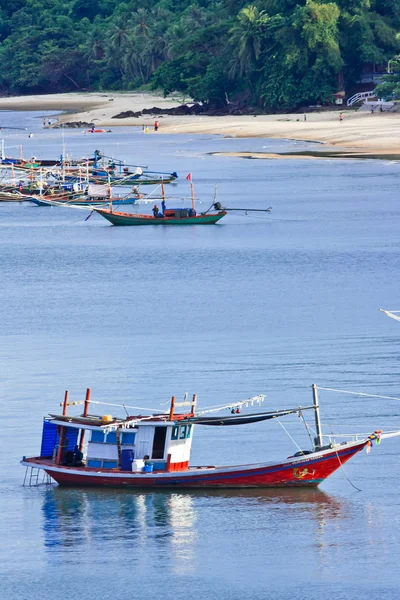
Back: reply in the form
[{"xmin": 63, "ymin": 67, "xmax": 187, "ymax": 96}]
[
  {"xmin": 112, "ymin": 103, "xmax": 257, "ymax": 119},
  {"xmin": 53, "ymin": 121, "xmax": 93, "ymax": 128}
]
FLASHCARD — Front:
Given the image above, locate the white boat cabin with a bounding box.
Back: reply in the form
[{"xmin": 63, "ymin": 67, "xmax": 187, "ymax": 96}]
[
  {"xmin": 40, "ymin": 392, "xmax": 197, "ymax": 473},
  {"xmin": 84, "ymin": 420, "xmax": 194, "ymax": 472}
]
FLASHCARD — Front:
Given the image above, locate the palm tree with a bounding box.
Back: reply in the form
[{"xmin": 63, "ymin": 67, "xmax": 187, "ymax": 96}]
[
  {"xmin": 107, "ymin": 18, "xmax": 132, "ymax": 77},
  {"xmin": 229, "ymin": 6, "xmax": 268, "ymax": 78}
]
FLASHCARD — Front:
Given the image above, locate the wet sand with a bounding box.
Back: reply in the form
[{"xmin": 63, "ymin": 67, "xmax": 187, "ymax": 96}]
[{"xmin": 0, "ymin": 92, "xmax": 399, "ymax": 157}]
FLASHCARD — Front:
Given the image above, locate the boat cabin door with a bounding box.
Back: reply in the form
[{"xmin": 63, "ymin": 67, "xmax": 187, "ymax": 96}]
[
  {"xmin": 136, "ymin": 426, "xmax": 154, "ymax": 458},
  {"xmin": 152, "ymin": 426, "xmax": 167, "ymax": 459}
]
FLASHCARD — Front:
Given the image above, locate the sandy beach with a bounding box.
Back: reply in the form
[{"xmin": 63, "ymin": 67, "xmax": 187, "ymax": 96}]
[{"xmin": 0, "ymin": 91, "xmax": 399, "ymax": 157}]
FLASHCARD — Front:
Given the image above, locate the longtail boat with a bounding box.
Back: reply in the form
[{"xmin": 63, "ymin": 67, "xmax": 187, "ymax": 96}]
[
  {"xmin": 0, "ymin": 148, "xmax": 101, "ymax": 169},
  {"xmin": 26, "ymin": 192, "xmax": 87, "ymax": 206},
  {"xmin": 93, "ymin": 176, "xmax": 227, "ymax": 225},
  {"xmin": 21, "ymin": 385, "xmax": 397, "ymax": 489},
  {"xmin": 90, "ymin": 169, "xmax": 178, "ymax": 186},
  {"xmin": 94, "ymin": 207, "xmax": 227, "ymax": 225}
]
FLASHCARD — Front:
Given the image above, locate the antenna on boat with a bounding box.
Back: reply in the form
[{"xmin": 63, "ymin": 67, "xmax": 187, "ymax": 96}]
[
  {"xmin": 312, "ymin": 384, "xmax": 323, "ymax": 450},
  {"xmin": 213, "ymin": 184, "xmax": 218, "ymax": 203}
]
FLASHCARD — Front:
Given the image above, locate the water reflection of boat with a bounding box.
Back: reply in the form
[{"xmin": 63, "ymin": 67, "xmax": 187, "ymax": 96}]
[{"xmin": 41, "ymin": 486, "xmax": 343, "ymax": 554}]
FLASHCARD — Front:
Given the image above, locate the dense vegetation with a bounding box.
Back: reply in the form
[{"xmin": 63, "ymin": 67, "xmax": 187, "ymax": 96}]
[{"xmin": 0, "ymin": 0, "xmax": 399, "ymax": 109}]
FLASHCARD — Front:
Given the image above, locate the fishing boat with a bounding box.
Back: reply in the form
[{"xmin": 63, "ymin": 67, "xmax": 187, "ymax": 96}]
[
  {"xmin": 26, "ymin": 191, "xmax": 87, "ymax": 206},
  {"xmin": 21, "ymin": 385, "xmax": 392, "ymax": 489},
  {"xmin": 90, "ymin": 168, "xmax": 178, "ymax": 186},
  {"xmin": 93, "ymin": 175, "xmax": 227, "ymax": 226},
  {"xmin": 0, "ymin": 147, "xmax": 101, "ymax": 169},
  {"xmin": 94, "ymin": 207, "xmax": 227, "ymax": 226}
]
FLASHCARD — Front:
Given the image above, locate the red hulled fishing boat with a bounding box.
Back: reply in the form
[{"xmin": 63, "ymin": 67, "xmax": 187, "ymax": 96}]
[{"xmin": 21, "ymin": 385, "xmax": 390, "ymax": 489}]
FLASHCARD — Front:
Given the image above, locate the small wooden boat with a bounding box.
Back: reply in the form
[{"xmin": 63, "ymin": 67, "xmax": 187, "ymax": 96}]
[
  {"xmin": 90, "ymin": 169, "xmax": 178, "ymax": 186},
  {"xmin": 93, "ymin": 176, "xmax": 227, "ymax": 225},
  {"xmin": 0, "ymin": 190, "xmax": 25, "ymax": 202},
  {"xmin": 29, "ymin": 194, "xmax": 140, "ymax": 208},
  {"xmin": 1, "ymin": 156, "xmax": 98, "ymax": 169},
  {"xmin": 94, "ymin": 207, "xmax": 227, "ymax": 225},
  {"xmin": 26, "ymin": 192, "xmax": 86, "ymax": 206},
  {"xmin": 21, "ymin": 385, "xmax": 396, "ymax": 489}
]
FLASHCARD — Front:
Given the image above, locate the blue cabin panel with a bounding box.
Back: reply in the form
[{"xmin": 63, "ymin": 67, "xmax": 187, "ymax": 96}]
[
  {"xmin": 40, "ymin": 421, "xmax": 79, "ymax": 457},
  {"xmin": 91, "ymin": 430, "xmax": 104, "ymax": 443}
]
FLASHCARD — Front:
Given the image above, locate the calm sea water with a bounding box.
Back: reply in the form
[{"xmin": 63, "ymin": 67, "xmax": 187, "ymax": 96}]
[{"xmin": 1, "ymin": 111, "xmax": 400, "ymax": 599}]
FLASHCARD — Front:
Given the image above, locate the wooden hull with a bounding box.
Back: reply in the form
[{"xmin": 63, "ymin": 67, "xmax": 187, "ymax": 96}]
[
  {"xmin": 95, "ymin": 209, "xmax": 227, "ymax": 226},
  {"xmin": 27, "ymin": 194, "xmax": 86, "ymax": 206},
  {"xmin": 27, "ymin": 196, "xmax": 138, "ymax": 207},
  {"xmin": 22, "ymin": 440, "xmax": 367, "ymax": 489},
  {"xmin": 92, "ymin": 177, "xmax": 177, "ymax": 186}
]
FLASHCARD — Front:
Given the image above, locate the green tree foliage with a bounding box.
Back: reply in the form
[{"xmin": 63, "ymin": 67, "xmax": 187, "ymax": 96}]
[
  {"xmin": 0, "ymin": 0, "xmax": 399, "ymax": 108},
  {"xmin": 375, "ymin": 53, "xmax": 400, "ymax": 97}
]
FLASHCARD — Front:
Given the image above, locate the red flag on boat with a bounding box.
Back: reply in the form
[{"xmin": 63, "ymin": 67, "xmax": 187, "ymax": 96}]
[{"xmin": 186, "ymin": 173, "xmax": 192, "ymax": 181}]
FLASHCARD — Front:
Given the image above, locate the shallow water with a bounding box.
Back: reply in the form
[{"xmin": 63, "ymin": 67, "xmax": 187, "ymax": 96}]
[{"xmin": 1, "ymin": 111, "xmax": 400, "ymax": 599}]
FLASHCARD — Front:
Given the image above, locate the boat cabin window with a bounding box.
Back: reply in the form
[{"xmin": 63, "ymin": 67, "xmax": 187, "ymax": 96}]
[
  {"xmin": 171, "ymin": 425, "xmax": 192, "ymax": 441},
  {"xmin": 171, "ymin": 424, "xmax": 192, "ymax": 440},
  {"xmin": 121, "ymin": 431, "xmax": 135, "ymax": 445},
  {"xmin": 91, "ymin": 430, "xmax": 105, "ymax": 443},
  {"xmin": 105, "ymin": 432, "xmax": 117, "ymax": 444},
  {"xmin": 152, "ymin": 426, "xmax": 167, "ymax": 459}
]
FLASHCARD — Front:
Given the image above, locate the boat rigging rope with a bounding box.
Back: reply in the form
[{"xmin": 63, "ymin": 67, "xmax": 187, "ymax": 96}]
[
  {"xmin": 275, "ymin": 417, "xmax": 304, "ymax": 453},
  {"xmin": 194, "ymin": 395, "xmax": 265, "ymax": 416},
  {"xmin": 299, "ymin": 410, "xmax": 314, "ymax": 447},
  {"xmin": 333, "ymin": 437, "xmax": 362, "ymax": 492},
  {"xmin": 89, "ymin": 400, "xmax": 165, "ymax": 413},
  {"xmin": 316, "ymin": 386, "xmax": 400, "ymax": 402}
]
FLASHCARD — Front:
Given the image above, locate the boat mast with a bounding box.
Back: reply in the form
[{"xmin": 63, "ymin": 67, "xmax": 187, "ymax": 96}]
[
  {"xmin": 55, "ymin": 390, "xmax": 69, "ymax": 465},
  {"xmin": 78, "ymin": 388, "xmax": 91, "ymax": 452},
  {"xmin": 39, "ymin": 168, "xmax": 43, "ymax": 198},
  {"xmin": 161, "ymin": 179, "xmax": 165, "ymax": 205},
  {"xmin": 108, "ymin": 172, "xmax": 112, "ymax": 213},
  {"xmin": 190, "ymin": 178, "xmax": 195, "ymax": 211},
  {"xmin": 312, "ymin": 384, "xmax": 323, "ymax": 450}
]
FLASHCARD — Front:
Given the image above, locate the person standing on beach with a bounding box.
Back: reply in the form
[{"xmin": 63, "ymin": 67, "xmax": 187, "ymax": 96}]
[
  {"xmin": 303, "ymin": 114, "xmax": 307, "ymax": 121},
  {"xmin": 43, "ymin": 118, "xmax": 46, "ymax": 127},
  {"xmin": 339, "ymin": 113, "xmax": 343, "ymax": 122},
  {"xmin": 154, "ymin": 120, "xmax": 159, "ymax": 131}
]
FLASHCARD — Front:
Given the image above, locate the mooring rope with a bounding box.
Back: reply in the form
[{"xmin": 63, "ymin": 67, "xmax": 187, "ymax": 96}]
[{"xmin": 316, "ymin": 386, "xmax": 400, "ymax": 402}]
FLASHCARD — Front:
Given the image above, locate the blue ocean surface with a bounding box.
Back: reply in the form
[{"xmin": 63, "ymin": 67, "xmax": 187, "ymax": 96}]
[{"xmin": 0, "ymin": 111, "xmax": 400, "ymax": 599}]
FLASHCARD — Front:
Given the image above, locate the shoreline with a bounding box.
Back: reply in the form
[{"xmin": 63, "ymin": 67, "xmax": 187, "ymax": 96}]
[{"xmin": 1, "ymin": 92, "xmax": 400, "ymax": 159}]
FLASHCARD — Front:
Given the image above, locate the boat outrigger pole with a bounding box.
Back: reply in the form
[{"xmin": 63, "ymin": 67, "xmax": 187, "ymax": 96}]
[
  {"xmin": 312, "ymin": 384, "xmax": 323, "ymax": 451},
  {"xmin": 221, "ymin": 207, "xmax": 273, "ymax": 213},
  {"xmin": 206, "ymin": 200, "xmax": 272, "ymax": 213}
]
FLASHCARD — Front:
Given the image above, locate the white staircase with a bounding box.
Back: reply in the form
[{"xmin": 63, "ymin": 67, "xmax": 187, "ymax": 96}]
[{"xmin": 347, "ymin": 91, "xmax": 377, "ymax": 106}]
